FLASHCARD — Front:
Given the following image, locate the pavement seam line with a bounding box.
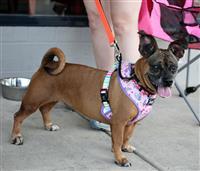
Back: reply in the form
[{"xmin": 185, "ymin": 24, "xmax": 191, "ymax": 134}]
[
  {"xmin": 0, "ymin": 27, "xmax": 2, "ymax": 171},
  {"xmin": 74, "ymin": 110, "xmax": 166, "ymax": 171},
  {"xmin": 100, "ymin": 128, "xmax": 165, "ymax": 171}
]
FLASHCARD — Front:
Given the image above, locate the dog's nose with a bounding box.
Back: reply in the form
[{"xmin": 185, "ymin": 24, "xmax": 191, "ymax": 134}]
[{"xmin": 163, "ymin": 80, "xmax": 173, "ymax": 87}]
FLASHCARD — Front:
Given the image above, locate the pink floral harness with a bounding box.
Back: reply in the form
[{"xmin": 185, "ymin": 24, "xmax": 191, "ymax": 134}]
[{"xmin": 101, "ymin": 62, "xmax": 157, "ymax": 124}]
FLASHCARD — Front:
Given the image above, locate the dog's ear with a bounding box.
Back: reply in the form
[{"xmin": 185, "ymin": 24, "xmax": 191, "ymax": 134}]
[
  {"xmin": 138, "ymin": 31, "xmax": 158, "ymax": 58},
  {"xmin": 168, "ymin": 39, "xmax": 188, "ymax": 59}
]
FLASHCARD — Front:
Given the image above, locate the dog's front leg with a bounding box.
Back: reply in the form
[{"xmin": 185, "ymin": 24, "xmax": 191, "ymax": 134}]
[
  {"xmin": 111, "ymin": 123, "xmax": 132, "ymax": 167},
  {"xmin": 122, "ymin": 123, "xmax": 136, "ymax": 153}
]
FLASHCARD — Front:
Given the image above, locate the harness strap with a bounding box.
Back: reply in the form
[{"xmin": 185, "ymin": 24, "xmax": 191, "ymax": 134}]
[{"xmin": 100, "ymin": 60, "xmax": 119, "ymax": 111}]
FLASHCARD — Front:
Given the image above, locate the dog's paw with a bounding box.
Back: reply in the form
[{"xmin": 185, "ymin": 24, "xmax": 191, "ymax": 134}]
[
  {"xmin": 122, "ymin": 145, "xmax": 136, "ymax": 153},
  {"xmin": 45, "ymin": 124, "xmax": 60, "ymax": 131},
  {"xmin": 11, "ymin": 135, "xmax": 24, "ymax": 145},
  {"xmin": 115, "ymin": 158, "xmax": 132, "ymax": 167}
]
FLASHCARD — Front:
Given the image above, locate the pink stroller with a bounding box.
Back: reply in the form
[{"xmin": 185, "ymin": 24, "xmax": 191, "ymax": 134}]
[{"xmin": 138, "ymin": 0, "xmax": 200, "ymax": 124}]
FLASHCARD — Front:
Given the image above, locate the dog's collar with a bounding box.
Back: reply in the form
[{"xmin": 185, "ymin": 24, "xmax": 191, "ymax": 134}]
[{"xmin": 127, "ymin": 64, "xmax": 156, "ymax": 96}]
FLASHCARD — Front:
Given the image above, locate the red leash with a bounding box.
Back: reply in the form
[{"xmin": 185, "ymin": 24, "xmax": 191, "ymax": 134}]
[
  {"xmin": 95, "ymin": 0, "xmax": 121, "ymax": 61},
  {"xmin": 95, "ymin": 0, "xmax": 115, "ymax": 46},
  {"xmin": 95, "ymin": 0, "xmax": 134, "ymax": 80}
]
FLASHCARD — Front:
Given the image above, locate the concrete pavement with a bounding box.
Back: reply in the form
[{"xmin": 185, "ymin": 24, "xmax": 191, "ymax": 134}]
[{"xmin": 0, "ymin": 86, "xmax": 199, "ymax": 171}]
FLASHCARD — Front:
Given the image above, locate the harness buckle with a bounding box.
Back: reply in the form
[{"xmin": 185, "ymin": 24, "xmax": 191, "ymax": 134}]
[
  {"xmin": 147, "ymin": 97, "xmax": 155, "ymax": 105},
  {"xmin": 100, "ymin": 88, "xmax": 109, "ymax": 103}
]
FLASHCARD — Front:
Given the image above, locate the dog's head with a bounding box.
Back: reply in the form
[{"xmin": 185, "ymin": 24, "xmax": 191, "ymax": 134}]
[{"xmin": 138, "ymin": 31, "xmax": 188, "ymax": 97}]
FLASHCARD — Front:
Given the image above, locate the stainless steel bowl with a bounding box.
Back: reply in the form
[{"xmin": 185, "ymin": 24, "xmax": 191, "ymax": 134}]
[{"xmin": 0, "ymin": 77, "xmax": 30, "ymax": 101}]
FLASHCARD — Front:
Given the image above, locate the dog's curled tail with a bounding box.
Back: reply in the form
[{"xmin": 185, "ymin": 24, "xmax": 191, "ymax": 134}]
[{"xmin": 41, "ymin": 47, "xmax": 66, "ymax": 75}]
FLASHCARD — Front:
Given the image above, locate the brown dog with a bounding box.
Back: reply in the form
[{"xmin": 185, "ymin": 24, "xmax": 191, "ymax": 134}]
[{"xmin": 11, "ymin": 32, "xmax": 187, "ymax": 167}]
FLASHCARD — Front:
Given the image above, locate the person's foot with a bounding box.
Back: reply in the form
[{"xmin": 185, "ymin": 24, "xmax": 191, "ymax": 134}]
[{"xmin": 89, "ymin": 120, "xmax": 110, "ymax": 131}]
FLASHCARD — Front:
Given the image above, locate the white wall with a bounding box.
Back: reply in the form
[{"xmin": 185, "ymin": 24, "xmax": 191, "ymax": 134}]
[
  {"xmin": 0, "ymin": 27, "xmax": 95, "ymax": 79},
  {"xmin": 0, "ymin": 27, "xmax": 199, "ymax": 89}
]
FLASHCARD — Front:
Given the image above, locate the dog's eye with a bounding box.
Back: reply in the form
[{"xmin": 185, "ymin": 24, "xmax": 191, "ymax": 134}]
[
  {"xmin": 169, "ymin": 65, "xmax": 177, "ymax": 74},
  {"xmin": 152, "ymin": 65, "xmax": 160, "ymax": 72}
]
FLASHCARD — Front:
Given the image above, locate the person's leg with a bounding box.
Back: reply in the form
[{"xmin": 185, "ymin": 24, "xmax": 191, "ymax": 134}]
[
  {"xmin": 83, "ymin": 0, "xmax": 113, "ymax": 131},
  {"xmin": 83, "ymin": 0, "xmax": 114, "ymax": 70},
  {"xmin": 29, "ymin": 0, "xmax": 36, "ymax": 15},
  {"xmin": 110, "ymin": 0, "xmax": 142, "ymax": 63}
]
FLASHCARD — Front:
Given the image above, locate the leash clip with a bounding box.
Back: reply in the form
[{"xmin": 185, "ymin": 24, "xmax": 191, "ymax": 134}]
[
  {"xmin": 147, "ymin": 97, "xmax": 155, "ymax": 105},
  {"xmin": 111, "ymin": 41, "xmax": 121, "ymax": 62}
]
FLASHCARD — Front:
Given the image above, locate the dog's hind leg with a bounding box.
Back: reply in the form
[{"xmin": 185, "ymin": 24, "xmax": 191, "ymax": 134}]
[
  {"xmin": 39, "ymin": 102, "xmax": 59, "ymax": 131},
  {"xmin": 122, "ymin": 124, "xmax": 136, "ymax": 153},
  {"xmin": 11, "ymin": 103, "xmax": 38, "ymax": 145}
]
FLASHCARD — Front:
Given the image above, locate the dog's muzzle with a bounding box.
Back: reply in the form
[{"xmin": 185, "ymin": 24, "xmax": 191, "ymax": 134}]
[{"xmin": 163, "ymin": 79, "xmax": 173, "ymax": 87}]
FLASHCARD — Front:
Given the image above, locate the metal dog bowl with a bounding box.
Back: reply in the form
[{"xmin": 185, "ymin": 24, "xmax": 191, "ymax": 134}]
[{"xmin": 0, "ymin": 77, "xmax": 30, "ymax": 101}]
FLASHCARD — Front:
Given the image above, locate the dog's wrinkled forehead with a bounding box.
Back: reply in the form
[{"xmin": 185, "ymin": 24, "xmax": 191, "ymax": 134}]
[{"xmin": 147, "ymin": 49, "xmax": 178, "ymax": 67}]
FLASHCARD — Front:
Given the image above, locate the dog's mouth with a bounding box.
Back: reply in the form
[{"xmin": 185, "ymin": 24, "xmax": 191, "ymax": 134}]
[
  {"xmin": 147, "ymin": 74, "xmax": 173, "ymax": 97},
  {"xmin": 157, "ymin": 86, "xmax": 172, "ymax": 98}
]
